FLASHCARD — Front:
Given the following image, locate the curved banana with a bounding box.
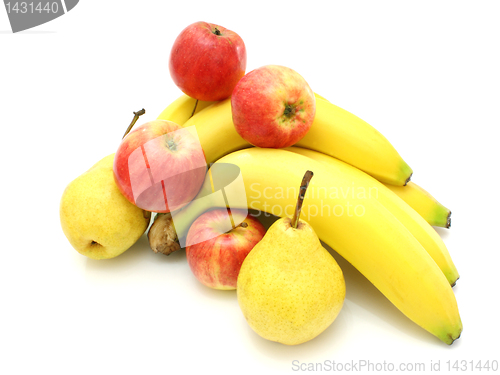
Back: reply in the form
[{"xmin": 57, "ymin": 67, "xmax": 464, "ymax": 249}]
[
  {"xmin": 286, "ymin": 147, "xmax": 458, "ymax": 286},
  {"xmin": 297, "ymin": 97, "xmax": 413, "ymax": 185},
  {"xmin": 169, "ymin": 148, "xmax": 461, "ymax": 345},
  {"xmin": 157, "ymin": 93, "xmax": 328, "ymax": 126},
  {"xmin": 182, "ymin": 98, "xmax": 251, "ymax": 162},
  {"xmin": 181, "ymin": 95, "xmax": 412, "ymax": 186},
  {"xmin": 156, "ymin": 94, "xmax": 216, "ymax": 125},
  {"xmin": 384, "ymin": 182, "xmax": 451, "ymax": 228},
  {"xmin": 158, "ymin": 94, "xmax": 448, "ymax": 229}
]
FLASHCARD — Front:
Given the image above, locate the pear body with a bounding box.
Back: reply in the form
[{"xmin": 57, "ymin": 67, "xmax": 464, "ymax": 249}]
[
  {"xmin": 60, "ymin": 154, "xmax": 151, "ymax": 260},
  {"xmin": 237, "ymin": 217, "xmax": 345, "ymax": 345}
]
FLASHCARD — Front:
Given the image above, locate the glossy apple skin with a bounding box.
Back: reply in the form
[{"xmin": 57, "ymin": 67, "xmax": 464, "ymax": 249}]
[
  {"xmin": 113, "ymin": 120, "xmax": 206, "ymax": 213},
  {"xmin": 186, "ymin": 209, "xmax": 266, "ymax": 290},
  {"xmin": 231, "ymin": 65, "xmax": 316, "ymax": 148},
  {"xmin": 169, "ymin": 21, "xmax": 247, "ymax": 101}
]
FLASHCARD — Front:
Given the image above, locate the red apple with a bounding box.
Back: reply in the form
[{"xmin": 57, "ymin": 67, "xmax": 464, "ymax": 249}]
[
  {"xmin": 231, "ymin": 65, "xmax": 316, "ymax": 148},
  {"xmin": 169, "ymin": 21, "xmax": 247, "ymax": 101},
  {"xmin": 186, "ymin": 209, "xmax": 266, "ymax": 290},
  {"xmin": 113, "ymin": 119, "xmax": 207, "ymax": 213}
]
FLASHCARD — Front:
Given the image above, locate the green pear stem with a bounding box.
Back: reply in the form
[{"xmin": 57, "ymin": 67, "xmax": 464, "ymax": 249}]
[
  {"xmin": 291, "ymin": 170, "xmax": 314, "ymax": 229},
  {"xmin": 122, "ymin": 108, "xmax": 146, "ymax": 139},
  {"xmin": 190, "ymin": 99, "xmax": 199, "ymax": 118}
]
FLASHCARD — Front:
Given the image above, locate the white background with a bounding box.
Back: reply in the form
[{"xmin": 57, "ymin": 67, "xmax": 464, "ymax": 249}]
[{"xmin": 1, "ymin": 1, "xmax": 499, "ymax": 374}]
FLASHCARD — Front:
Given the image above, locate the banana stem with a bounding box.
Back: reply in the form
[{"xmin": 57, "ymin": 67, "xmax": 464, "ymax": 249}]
[
  {"xmin": 291, "ymin": 170, "xmax": 314, "ymax": 229},
  {"xmin": 122, "ymin": 108, "xmax": 146, "ymax": 139}
]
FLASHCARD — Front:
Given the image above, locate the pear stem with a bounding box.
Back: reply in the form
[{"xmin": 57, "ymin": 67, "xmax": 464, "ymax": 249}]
[
  {"xmin": 122, "ymin": 108, "xmax": 146, "ymax": 139},
  {"xmin": 291, "ymin": 170, "xmax": 314, "ymax": 229}
]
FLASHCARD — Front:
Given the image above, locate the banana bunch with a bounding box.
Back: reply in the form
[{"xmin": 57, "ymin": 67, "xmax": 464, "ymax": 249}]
[
  {"xmin": 155, "ymin": 94, "xmax": 461, "ymax": 345},
  {"xmin": 158, "ymin": 94, "xmax": 452, "ymax": 229}
]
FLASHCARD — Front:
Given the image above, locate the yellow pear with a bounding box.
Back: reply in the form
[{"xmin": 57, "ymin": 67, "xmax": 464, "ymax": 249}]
[
  {"xmin": 236, "ymin": 171, "xmax": 345, "ymax": 345},
  {"xmin": 60, "ymin": 153, "xmax": 151, "ymax": 260}
]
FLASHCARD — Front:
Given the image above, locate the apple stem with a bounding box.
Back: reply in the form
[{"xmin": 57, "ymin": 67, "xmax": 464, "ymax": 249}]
[
  {"xmin": 225, "ymin": 221, "xmax": 248, "ymax": 234},
  {"xmin": 122, "ymin": 108, "xmax": 146, "ymax": 139},
  {"xmin": 213, "ymin": 27, "xmax": 221, "ymax": 36},
  {"xmin": 291, "ymin": 170, "xmax": 314, "ymax": 229},
  {"xmin": 226, "ymin": 206, "xmax": 249, "ymax": 232},
  {"xmin": 190, "ymin": 99, "xmax": 199, "ymax": 118}
]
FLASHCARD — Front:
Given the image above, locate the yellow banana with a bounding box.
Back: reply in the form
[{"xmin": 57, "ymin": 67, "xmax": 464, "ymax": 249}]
[
  {"xmin": 180, "ymin": 95, "xmax": 412, "ymax": 186},
  {"xmin": 157, "ymin": 93, "xmax": 328, "ymax": 126},
  {"xmin": 384, "ymin": 182, "xmax": 451, "ymax": 228},
  {"xmin": 159, "ymin": 94, "xmax": 450, "ymax": 229},
  {"xmin": 156, "ymin": 94, "xmax": 216, "ymax": 125},
  {"xmin": 158, "ymin": 94, "xmax": 449, "ymax": 229},
  {"xmin": 286, "ymin": 147, "xmax": 458, "ymax": 286},
  {"xmin": 168, "ymin": 148, "xmax": 462, "ymax": 345},
  {"xmin": 297, "ymin": 97, "xmax": 413, "ymax": 185}
]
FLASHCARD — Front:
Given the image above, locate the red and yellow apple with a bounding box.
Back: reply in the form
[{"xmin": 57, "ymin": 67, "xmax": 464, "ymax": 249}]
[
  {"xmin": 231, "ymin": 65, "xmax": 316, "ymax": 148},
  {"xmin": 186, "ymin": 209, "xmax": 266, "ymax": 290},
  {"xmin": 169, "ymin": 21, "xmax": 247, "ymax": 101},
  {"xmin": 113, "ymin": 120, "xmax": 207, "ymax": 213}
]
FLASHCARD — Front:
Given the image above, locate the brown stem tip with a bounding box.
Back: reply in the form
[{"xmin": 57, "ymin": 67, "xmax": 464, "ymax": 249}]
[{"xmin": 122, "ymin": 108, "xmax": 146, "ymax": 139}]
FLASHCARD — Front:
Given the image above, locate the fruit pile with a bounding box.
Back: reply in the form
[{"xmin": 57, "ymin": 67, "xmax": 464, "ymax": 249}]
[{"xmin": 60, "ymin": 21, "xmax": 461, "ymax": 346}]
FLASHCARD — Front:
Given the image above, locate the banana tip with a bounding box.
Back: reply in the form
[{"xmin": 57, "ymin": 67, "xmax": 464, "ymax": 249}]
[
  {"xmin": 448, "ymin": 331, "xmax": 462, "ymax": 346},
  {"xmin": 446, "ymin": 211, "xmax": 452, "ymax": 229},
  {"xmin": 404, "ymin": 173, "xmax": 413, "ymax": 186}
]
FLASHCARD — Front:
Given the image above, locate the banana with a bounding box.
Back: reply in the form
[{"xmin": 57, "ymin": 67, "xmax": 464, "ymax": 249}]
[
  {"xmin": 384, "ymin": 182, "xmax": 451, "ymax": 228},
  {"xmin": 156, "ymin": 93, "xmax": 328, "ymax": 126},
  {"xmin": 158, "ymin": 94, "xmax": 449, "ymax": 229},
  {"xmin": 180, "ymin": 95, "xmax": 412, "ymax": 186},
  {"xmin": 157, "ymin": 94, "xmax": 216, "ymax": 125},
  {"xmin": 168, "ymin": 148, "xmax": 461, "ymax": 345},
  {"xmin": 286, "ymin": 147, "xmax": 458, "ymax": 286},
  {"xmin": 181, "ymin": 98, "xmax": 251, "ymax": 162},
  {"xmin": 297, "ymin": 97, "xmax": 413, "ymax": 185},
  {"xmin": 159, "ymin": 94, "xmax": 450, "ymax": 229}
]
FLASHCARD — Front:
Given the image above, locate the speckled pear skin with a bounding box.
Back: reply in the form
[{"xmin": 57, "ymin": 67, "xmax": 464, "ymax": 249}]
[
  {"xmin": 236, "ymin": 217, "xmax": 345, "ymax": 345},
  {"xmin": 60, "ymin": 153, "xmax": 151, "ymax": 260}
]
